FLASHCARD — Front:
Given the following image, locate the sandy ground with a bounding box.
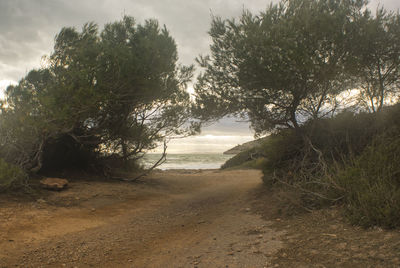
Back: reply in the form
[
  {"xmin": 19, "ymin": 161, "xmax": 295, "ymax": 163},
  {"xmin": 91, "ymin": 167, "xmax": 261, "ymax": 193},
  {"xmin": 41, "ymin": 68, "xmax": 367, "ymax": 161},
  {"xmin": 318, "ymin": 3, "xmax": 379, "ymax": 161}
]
[{"xmin": 0, "ymin": 169, "xmax": 399, "ymax": 268}]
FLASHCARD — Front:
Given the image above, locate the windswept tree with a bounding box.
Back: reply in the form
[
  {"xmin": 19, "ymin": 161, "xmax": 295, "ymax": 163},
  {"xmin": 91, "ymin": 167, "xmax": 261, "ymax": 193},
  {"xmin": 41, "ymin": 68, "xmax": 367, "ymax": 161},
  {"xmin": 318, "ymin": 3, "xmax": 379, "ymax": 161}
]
[
  {"xmin": 350, "ymin": 8, "xmax": 400, "ymax": 112},
  {"xmin": 195, "ymin": 0, "xmax": 366, "ymax": 135},
  {"xmin": 0, "ymin": 16, "xmax": 197, "ymax": 173}
]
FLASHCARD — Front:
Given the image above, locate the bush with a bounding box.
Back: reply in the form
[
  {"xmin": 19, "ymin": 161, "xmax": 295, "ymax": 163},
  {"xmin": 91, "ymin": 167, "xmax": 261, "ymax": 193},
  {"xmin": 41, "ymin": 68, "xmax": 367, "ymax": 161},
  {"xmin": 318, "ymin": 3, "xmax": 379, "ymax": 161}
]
[
  {"xmin": 262, "ymin": 105, "xmax": 400, "ymax": 183},
  {"xmin": 335, "ymin": 135, "xmax": 400, "ymax": 228},
  {"xmin": 259, "ymin": 104, "xmax": 400, "ymax": 228},
  {"xmin": 0, "ymin": 158, "xmax": 27, "ymax": 191},
  {"xmin": 261, "ymin": 130, "xmax": 304, "ymax": 185}
]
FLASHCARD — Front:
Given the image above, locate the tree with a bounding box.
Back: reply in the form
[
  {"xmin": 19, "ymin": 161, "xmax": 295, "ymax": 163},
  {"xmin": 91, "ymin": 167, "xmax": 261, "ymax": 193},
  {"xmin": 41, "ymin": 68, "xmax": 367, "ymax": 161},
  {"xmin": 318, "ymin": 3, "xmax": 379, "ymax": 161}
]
[
  {"xmin": 351, "ymin": 8, "xmax": 400, "ymax": 112},
  {"xmin": 195, "ymin": 0, "xmax": 366, "ymax": 135},
  {"xmin": 0, "ymin": 16, "xmax": 197, "ymax": 173}
]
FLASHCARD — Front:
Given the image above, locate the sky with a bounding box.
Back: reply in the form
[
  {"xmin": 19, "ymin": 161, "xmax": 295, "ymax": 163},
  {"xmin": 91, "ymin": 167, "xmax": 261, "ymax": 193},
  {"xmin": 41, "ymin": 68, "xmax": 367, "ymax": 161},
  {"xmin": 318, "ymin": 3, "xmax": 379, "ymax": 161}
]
[{"xmin": 1, "ymin": 0, "xmax": 399, "ymax": 153}]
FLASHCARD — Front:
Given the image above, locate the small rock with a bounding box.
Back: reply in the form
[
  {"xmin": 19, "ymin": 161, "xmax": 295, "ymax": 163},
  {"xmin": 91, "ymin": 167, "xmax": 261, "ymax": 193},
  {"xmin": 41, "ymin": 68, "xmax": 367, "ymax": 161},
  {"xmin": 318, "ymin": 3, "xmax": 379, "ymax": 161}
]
[
  {"xmin": 36, "ymin": 198, "xmax": 46, "ymax": 204},
  {"xmin": 40, "ymin": 178, "xmax": 69, "ymax": 191},
  {"xmin": 91, "ymin": 208, "xmax": 96, "ymax": 212},
  {"xmin": 245, "ymin": 208, "xmax": 251, "ymax": 212}
]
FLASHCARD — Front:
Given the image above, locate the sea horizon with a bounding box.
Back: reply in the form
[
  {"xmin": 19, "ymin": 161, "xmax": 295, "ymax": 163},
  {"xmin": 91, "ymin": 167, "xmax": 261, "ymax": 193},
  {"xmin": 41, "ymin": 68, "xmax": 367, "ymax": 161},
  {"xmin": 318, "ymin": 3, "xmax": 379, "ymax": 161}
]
[{"xmin": 141, "ymin": 152, "xmax": 233, "ymax": 170}]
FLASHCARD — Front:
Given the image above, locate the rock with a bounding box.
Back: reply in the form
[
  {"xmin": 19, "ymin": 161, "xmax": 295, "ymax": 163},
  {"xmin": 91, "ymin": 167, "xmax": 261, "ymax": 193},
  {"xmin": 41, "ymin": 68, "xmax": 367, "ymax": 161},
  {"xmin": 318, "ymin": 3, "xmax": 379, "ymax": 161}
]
[
  {"xmin": 40, "ymin": 178, "xmax": 69, "ymax": 191},
  {"xmin": 36, "ymin": 198, "xmax": 46, "ymax": 204}
]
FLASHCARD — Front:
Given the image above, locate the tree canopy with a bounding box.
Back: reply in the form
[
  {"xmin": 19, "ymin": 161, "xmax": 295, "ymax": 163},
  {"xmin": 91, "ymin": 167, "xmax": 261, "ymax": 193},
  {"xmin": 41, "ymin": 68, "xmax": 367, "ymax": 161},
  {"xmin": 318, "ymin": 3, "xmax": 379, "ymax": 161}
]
[
  {"xmin": 194, "ymin": 0, "xmax": 400, "ymax": 135},
  {"xmin": 350, "ymin": 7, "xmax": 400, "ymax": 112},
  {"xmin": 0, "ymin": 16, "xmax": 197, "ymax": 173}
]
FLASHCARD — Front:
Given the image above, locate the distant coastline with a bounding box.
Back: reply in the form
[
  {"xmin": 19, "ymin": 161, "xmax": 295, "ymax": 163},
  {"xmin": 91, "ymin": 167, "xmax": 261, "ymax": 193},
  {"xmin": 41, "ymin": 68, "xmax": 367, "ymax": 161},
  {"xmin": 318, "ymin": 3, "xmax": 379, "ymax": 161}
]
[{"xmin": 223, "ymin": 139, "xmax": 263, "ymax": 155}]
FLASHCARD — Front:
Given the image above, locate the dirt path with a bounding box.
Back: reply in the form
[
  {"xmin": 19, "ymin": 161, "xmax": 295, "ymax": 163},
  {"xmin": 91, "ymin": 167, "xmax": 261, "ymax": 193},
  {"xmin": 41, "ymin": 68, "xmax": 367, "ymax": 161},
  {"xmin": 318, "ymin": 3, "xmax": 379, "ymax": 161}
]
[
  {"xmin": 0, "ymin": 170, "xmax": 283, "ymax": 267},
  {"xmin": 0, "ymin": 169, "xmax": 399, "ymax": 268}
]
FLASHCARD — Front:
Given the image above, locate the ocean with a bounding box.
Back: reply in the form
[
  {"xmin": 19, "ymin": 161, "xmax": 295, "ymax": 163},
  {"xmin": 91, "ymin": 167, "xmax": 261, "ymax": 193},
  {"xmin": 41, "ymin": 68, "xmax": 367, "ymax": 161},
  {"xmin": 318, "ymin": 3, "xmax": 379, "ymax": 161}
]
[{"xmin": 141, "ymin": 153, "xmax": 233, "ymax": 170}]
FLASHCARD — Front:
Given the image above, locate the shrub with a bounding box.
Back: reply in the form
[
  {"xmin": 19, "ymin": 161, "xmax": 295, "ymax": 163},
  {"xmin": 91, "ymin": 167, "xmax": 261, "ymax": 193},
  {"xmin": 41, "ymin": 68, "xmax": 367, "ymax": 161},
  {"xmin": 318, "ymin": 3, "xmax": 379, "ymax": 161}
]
[
  {"xmin": 335, "ymin": 135, "xmax": 400, "ymax": 228},
  {"xmin": 0, "ymin": 158, "xmax": 27, "ymax": 191},
  {"xmin": 262, "ymin": 104, "xmax": 400, "ymax": 184},
  {"xmin": 259, "ymin": 104, "xmax": 400, "ymax": 228},
  {"xmin": 261, "ymin": 130, "xmax": 304, "ymax": 185}
]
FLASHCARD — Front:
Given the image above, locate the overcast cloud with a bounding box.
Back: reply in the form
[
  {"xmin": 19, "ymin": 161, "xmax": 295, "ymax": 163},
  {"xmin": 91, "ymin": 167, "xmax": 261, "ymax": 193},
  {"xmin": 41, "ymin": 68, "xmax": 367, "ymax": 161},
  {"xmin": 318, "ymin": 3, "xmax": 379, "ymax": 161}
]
[
  {"xmin": 0, "ymin": 0, "xmax": 399, "ymax": 143},
  {"xmin": 0, "ymin": 0, "xmax": 270, "ymax": 84}
]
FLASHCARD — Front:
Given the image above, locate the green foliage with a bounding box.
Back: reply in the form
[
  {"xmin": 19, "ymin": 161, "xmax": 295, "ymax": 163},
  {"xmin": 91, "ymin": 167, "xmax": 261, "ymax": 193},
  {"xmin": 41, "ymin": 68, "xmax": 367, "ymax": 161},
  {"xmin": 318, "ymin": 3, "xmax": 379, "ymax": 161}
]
[
  {"xmin": 335, "ymin": 135, "xmax": 400, "ymax": 228},
  {"xmin": 0, "ymin": 158, "xmax": 27, "ymax": 191},
  {"xmin": 195, "ymin": 0, "xmax": 365, "ymax": 133},
  {"xmin": 261, "ymin": 104, "xmax": 400, "ymax": 180},
  {"xmin": 259, "ymin": 104, "xmax": 400, "ymax": 227},
  {"xmin": 350, "ymin": 8, "xmax": 400, "ymax": 112},
  {"xmin": 260, "ymin": 130, "xmax": 304, "ymax": 184},
  {"xmin": 238, "ymin": 157, "xmax": 268, "ymax": 170},
  {"xmin": 0, "ymin": 16, "xmax": 197, "ymax": 173}
]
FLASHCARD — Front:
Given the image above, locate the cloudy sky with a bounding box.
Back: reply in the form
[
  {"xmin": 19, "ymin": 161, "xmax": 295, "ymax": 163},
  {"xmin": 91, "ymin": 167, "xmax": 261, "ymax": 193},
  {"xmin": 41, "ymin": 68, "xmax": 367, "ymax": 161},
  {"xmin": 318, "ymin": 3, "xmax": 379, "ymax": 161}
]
[{"xmin": 1, "ymin": 0, "xmax": 399, "ymax": 153}]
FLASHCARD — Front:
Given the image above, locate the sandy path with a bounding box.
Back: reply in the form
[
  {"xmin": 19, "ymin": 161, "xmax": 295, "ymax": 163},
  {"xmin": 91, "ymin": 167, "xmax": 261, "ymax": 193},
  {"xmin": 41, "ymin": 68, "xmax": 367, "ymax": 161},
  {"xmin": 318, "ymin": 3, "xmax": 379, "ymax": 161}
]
[{"xmin": 0, "ymin": 169, "xmax": 283, "ymax": 268}]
